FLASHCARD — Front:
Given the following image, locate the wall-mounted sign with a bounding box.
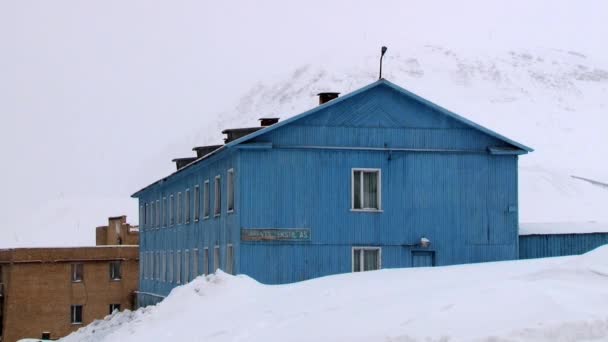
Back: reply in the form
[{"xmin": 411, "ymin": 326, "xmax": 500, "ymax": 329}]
[{"xmin": 241, "ymin": 228, "xmax": 311, "ymax": 242}]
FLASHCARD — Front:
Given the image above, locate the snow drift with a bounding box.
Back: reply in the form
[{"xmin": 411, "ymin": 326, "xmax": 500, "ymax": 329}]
[{"xmin": 63, "ymin": 245, "xmax": 608, "ymax": 342}]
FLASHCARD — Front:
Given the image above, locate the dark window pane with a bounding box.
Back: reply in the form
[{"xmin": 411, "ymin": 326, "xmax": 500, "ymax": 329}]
[
  {"xmin": 363, "ymin": 171, "xmax": 378, "ymax": 209},
  {"xmin": 353, "ymin": 171, "xmax": 362, "ymax": 209},
  {"xmin": 363, "ymin": 249, "xmax": 379, "ymax": 271},
  {"xmin": 353, "ymin": 249, "xmax": 361, "ymax": 272}
]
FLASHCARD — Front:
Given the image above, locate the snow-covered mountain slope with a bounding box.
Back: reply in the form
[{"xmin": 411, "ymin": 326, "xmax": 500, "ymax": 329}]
[
  {"xmin": 178, "ymin": 46, "xmax": 608, "ymax": 224},
  {"xmin": 62, "ymin": 245, "xmax": 608, "ymax": 342}
]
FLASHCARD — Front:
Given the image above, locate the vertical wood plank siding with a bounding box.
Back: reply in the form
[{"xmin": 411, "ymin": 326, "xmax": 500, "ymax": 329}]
[
  {"xmin": 134, "ymin": 82, "xmax": 525, "ymax": 303},
  {"xmin": 519, "ymin": 233, "xmax": 608, "ymax": 259}
]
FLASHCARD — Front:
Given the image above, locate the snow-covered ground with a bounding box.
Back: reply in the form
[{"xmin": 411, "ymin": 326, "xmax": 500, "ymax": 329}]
[{"xmin": 63, "ymin": 245, "xmax": 608, "ymax": 342}]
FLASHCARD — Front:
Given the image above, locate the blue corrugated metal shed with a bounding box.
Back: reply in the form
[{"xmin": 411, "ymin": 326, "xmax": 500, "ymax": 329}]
[{"xmin": 132, "ymin": 79, "xmax": 532, "ymax": 306}]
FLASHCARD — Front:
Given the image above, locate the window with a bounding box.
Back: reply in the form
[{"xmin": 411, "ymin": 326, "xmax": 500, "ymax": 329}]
[
  {"xmin": 109, "ymin": 304, "xmax": 121, "ymax": 314},
  {"xmin": 194, "ymin": 185, "xmax": 200, "ymax": 221},
  {"xmin": 71, "ymin": 263, "xmax": 83, "ymax": 282},
  {"xmin": 71, "ymin": 305, "xmax": 83, "ymax": 324},
  {"xmin": 161, "ymin": 251, "xmax": 166, "ymax": 282},
  {"xmin": 170, "ymin": 194, "xmax": 175, "ymax": 226},
  {"xmin": 203, "ymin": 248, "xmax": 209, "ymax": 276},
  {"xmin": 226, "ymin": 244, "xmax": 234, "ymax": 275},
  {"xmin": 227, "ymin": 169, "xmax": 235, "ymax": 213},
  {"xmin": 352, "ymin": 247, "xmax": 381, "ymax": 272},
  {"xmin": 155, "ymin": 251, "xmax": 160, "ymax": 280},
  {"xmin": 139, "ymin": 205, "xmax": 144, "ymax": 227},
  {"xmin": 352, "ymin": 169, "xmax": 381, "ymax": 211},
  {"xmin": 192, "ymin": 248, "xmax": 199, "ymax": 280},
  {"xmin": 214, "ymin": 176, "xmax": 221, "ymax": 216},
  {"xmin": 139, "ymin": 252, "xmax": 144, "ymax": 280},
  {"xmin": 177, "ymin": 192, "xmax": 182, "ymax": 224},
  {"xmin": 144, "ymin": 203, "xmax": 148, "ymax": 227},
  {"xmin": 183, "ymin": 250, "xmax": 190, "ymax": 284},
  {"xmin": 156, "ymin": 200, "xmax": 160, "ymax": 227},
  {"xmin": 109, "ymin": 261, "xmax": 121, "ymax": 281},
  {"xmin": 185, "ymin": 189, "xmax": 191, "ymax": 224},
  {"xmin": 162, "ymin": 197, "xmax": 167, "ymax": 226},
  {"xmin": 203, "ymin": 180, "xmax": 210, "ymax": 219},
  {"xmin": 213, "ymin": 246, "xmax": 220, "ymax": 272},
  {"xmin": 176, "ymin": 250, "xmax": 181, "ymax": 284},
  {"xmin": 168, "ymin": 251, "xmax": 173, "ymax": 283},
  {"xmin": 148, "ymin": 201, "xmax": 156, "ymax": 228}
]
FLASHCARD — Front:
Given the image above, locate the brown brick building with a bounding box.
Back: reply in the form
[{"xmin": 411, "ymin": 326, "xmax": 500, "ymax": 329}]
[{"xmin": 0, "ymin": 216, "xmax": 139, "ymax": 342}]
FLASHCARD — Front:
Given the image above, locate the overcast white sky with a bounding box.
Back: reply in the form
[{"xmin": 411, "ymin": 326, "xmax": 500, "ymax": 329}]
[{"xmin": 1, "ymin": 1, "xmax": 606, "ymax": 246}]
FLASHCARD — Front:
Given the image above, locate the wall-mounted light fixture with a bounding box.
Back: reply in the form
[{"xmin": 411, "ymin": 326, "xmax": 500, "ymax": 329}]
[{"xmin": 419, "ymin": 236, "xmax": 431, "ymax": 248}]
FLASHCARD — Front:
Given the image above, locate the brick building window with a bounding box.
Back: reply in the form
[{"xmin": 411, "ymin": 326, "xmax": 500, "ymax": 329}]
[
  {"xmin": 71, "ymin": 263, "xmax": 83, "ymax": 282},
  {"xmin": 109, "ymin": 304, "xmax": 121, "ymax": 314},
  {"xmin": 109, "ymin": 261, "xmax": 121, "ymax": 281},
  {"xmin": 71, "ymin": 305, "xmax": 83, "ymax": 324}
]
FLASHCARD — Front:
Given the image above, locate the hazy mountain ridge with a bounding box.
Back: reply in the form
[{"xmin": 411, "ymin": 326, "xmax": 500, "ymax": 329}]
[{"xmin": 185, "ymin": 45, "xmax": 608, "ymax": 224}]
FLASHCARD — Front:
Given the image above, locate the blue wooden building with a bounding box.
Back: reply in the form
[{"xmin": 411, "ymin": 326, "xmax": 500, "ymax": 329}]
[
  {"xmin": 519, "ymin": 223, "xmax": 608, "ymax": 259},
  {"xmin": 132, "ymin": 79, "xmax": 533, "ymax": 306}
]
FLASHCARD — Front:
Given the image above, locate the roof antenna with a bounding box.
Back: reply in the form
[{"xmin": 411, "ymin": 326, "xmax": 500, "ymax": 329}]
[{"xmin": 379, "ymin": 46, "xmax": 388, "ymax": 79}]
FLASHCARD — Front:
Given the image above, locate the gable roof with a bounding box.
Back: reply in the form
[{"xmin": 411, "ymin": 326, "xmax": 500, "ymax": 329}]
[
  {"xmin": 132, "ymin": 79, "xmax": 532, "ymax": 197},
  {"xmin": 225, "ymin": 78, "xmax": 533, "ymax": 152}
]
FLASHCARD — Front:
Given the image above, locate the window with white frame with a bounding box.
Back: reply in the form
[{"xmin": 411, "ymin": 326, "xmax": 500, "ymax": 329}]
[
  {"xmin": 162, "ymin": 197, "xmax": 167, "ymax": 227},
  {"xmin": 352, "ymin": 247, "xmax": 381, "ymax": 272},
  {"xmin": 150, "ymin": 202, "xmax": 155, "ymax": 228},
  {"xmin": 177, "ymin": 192, "xmax": 182, "ymax": 224},
  {"xmin": 176, "ymin": 250, "xmax": 181, "ymax": 284},
  {"xmin": 194, "ymin": 185, "xmax": 200, "ymax": 221},
  {"xmin": 214, "ymin": 176, "xmax": 221, "ymax": 216},
  {"xmin": 170, "ymin": 194, "xmax": 175, "ymax": 226},
  {"xmin": 192, "ymin": 248, "xmax": 199, "ymax": 280},
  {"xmin": 156, "ymin": 200, "xmax": 160, "ymax": 227},
  {"xmin": 155, "ymin": 251, "xmax": 161, "ymax": 280},
  {"xmin": 139, "ymin": 205, "xmax": 144, "ymax": 227},
  {"xmin": 352, "ymin": 169, "xmax": 381, "ymax": 210},
  {"xmin": 203, "ymin": 247, "xmax": 209, "ymax": 275},
  {"xmin": 168, "ymin": 251, "xmax": 173, "ymax": 283},
  {"xmin": 71, "ymin": 263, "xmax": 83, "ymax": 282},
  {"xmin": 183, "ymin": 250, "xmax": 189, "ymax": 284},
  {"xmin": 226, "ymin": 244, "xmax": 234, "ymax": 275},
  {"xmin": 109, "ymin": 261, "xmax": 121, "ymax": 281},
  {"xmin": 109, "ymin": 304, "xmax": 121, "ymax": 315},
  {"xmin": 161, "ymin": 251, "xmax": 166, "ymax": 282},
  {"xmin": 144, "ymin": 203, "xmax": 148, "ymax": 227},
  {"xmin": 227, "ymin": 169, "xmax": 234, "ymax": 213},
  {"xmin": 185, "ymin": 189, "xmax": 191, "ymax": 224},
  {"xmin": 203, "ymin": 180, "xmax": 210, "ymax": 218},
  {"xmin": 213, "ymin": 246, "xmax": 220, "ymax": 272},
  {"xmin": 71, "ymin": 305, "xmax": 83, "ymax": 324}
]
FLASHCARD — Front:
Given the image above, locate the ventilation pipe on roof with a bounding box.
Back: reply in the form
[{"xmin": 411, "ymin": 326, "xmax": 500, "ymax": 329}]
[{"xmin": 317, "ymin": 92, "xmax": 340, "ymax": 105}]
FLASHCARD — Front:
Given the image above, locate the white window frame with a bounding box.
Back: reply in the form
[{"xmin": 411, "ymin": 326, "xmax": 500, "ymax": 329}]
[
  {"xmin": 194, "ymin": 185, "xmax": 200, "ymax": 222},
  {"xmin": 192, "ymin": 248, "xmax": 199, "ymax": 280},
  {"xmin": 203, "ymin": 247, "xmax": 209, "ymax": 275},
  {"xmin": 183, "ymin": 249, "xmax": 190, "ymax": 284},
  {"xmin": 226, "ymin": 244, "xmax": 234, "ymax": 275},
  {"xmin": 71, "ymin": 263, "xmax": 83, "ymax": 283},
  {"xmin": 213, "ymin": 245, "xmax": 220, "ymax": 272},
  {"xmin": 168, "ymin": 251, "xmax": 173, "ymax": 283},
  {"xmin": 162, "ymin": 197, "xmax": 167, "ymax": 227},
  {"xmin": 176, "ymin": 250, "xmax": 181, "ymax": 284},
  {"xmin": 156, "ymin": 200, "xmax": 160, "ymax": 228},
  {"xmin": 71, "ymin": 304, "xmax": 83, "ymax": 324},
  {"xmin": 352, "ymin": 246, "xmax": 382, "ymax": 272},
  {"xmin": 169, "ymin": 194, "xmax": 175, "ymax": 226},
  {"xmin": 109, "ymin": 261, "xmax": 121, "ymax": 281},
  {"xmin": 351, "ymin": 168, "xmax": 382, "ymax": 212},
  {"xmin": 185, "ymin": 189, "xmax": 191, "ymax": 224},
  {"xmin": 214, "ymin": 176, "xmax": 221, "ymax": 217},
  {"xmin": 161, "ymin": 251, "xmax": 166, "ymax": 282},
  {"xmin": 203, "ymin": 180, "xmax": 210, "ymax": 219},
  {"xmin": 227, "ymin": 169, "xmax": 235, "ymax": 213},
  {"xmin": 177, "ymin": 192, "xmax": 182, "ymax": 224}
]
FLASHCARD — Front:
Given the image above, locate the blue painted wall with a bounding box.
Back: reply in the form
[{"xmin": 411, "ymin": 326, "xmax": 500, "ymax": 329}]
[
  {"xmin": 519, "ymin": 233, "xmax": 608, "ymax": 259},
  {"xmin": 133, "ymin": 81, "xmax": 526, "ymax": 304}
]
